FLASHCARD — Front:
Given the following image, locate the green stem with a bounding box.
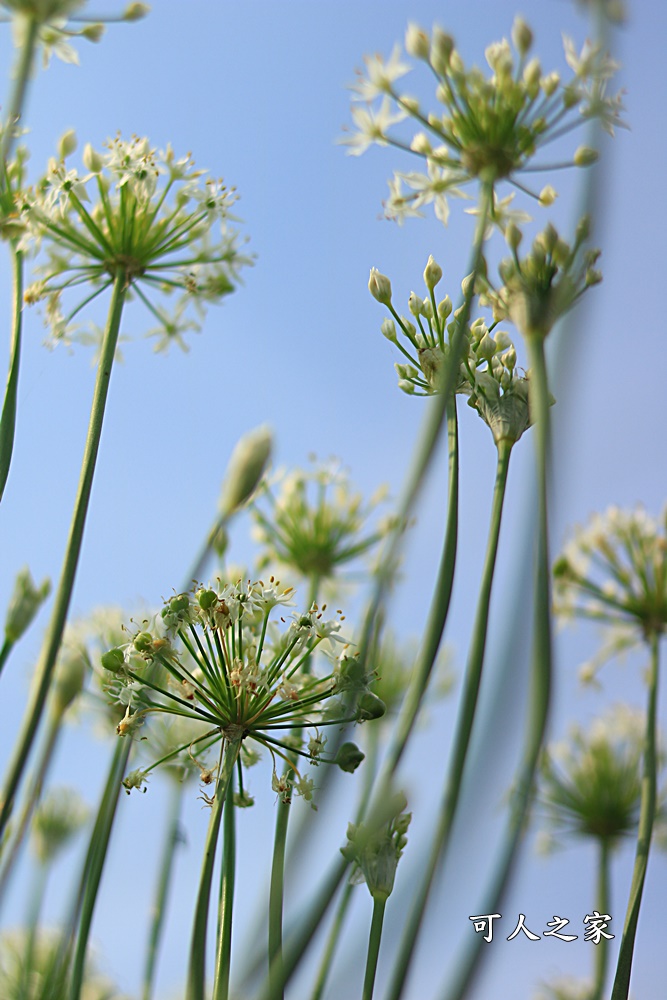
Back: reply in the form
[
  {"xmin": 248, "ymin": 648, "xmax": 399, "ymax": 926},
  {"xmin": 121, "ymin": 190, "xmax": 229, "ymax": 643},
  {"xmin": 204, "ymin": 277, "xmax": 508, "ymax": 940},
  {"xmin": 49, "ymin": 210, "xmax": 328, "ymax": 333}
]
[
  {"xmin": 141, "ymin": 779, "xmax": 185, "ymax": 1000},
  {"xmin": 611, "ymin": 631, "xmax": 660, "ymax": 1000},
  {"xmin": 0, "ymin": 709, "xmax": 60, "ymax": 904},
  {"xmin": 0, "ymin": 638, "xmax": 12, "ymax": 678},
  {"xmin": 0, "ymin": 243, "xmax": 24, "ymax": 503},
  {"xmin": 0, "ymin": 17, "xmax": 38, "ymax": 171},
  {"xmin": 591, "ymin": 838, "xmax": 611, "ymax": 1000},
  {"xmin": 381, "ymin": 396, "xmax": 459, "ymax": 779},
  {"xmin": 362, "ymin": 897, "xmax": 387, "ymax": 1000},
  {"xmin": 387, "ymin": 437, "xmax": 513, "ymax": 1000},
  {"xmin": 310, "ymin": 728, "xmax": 381, "ymax": 1000},
  {"xmin": 67, "ymin": 736, "xmax": 132, "ymax": 1000},
  {"xmin": 0, "ymin": 271, "xmax": 127, "ymax": 842},
  {"xmin": 212, "ymin": 777, "xmax": 236, "ymax": 1000},
  {"xmin": 268, "ymin": 785, "xmax": 292, "ymax": 1000},
  {"xmin": 440, "ymin": 336, "xmax": 553, "ymax": 1000},
  {"xmin": 187, "ymin": 738, "xmax": 241, "ymax": 1000}
]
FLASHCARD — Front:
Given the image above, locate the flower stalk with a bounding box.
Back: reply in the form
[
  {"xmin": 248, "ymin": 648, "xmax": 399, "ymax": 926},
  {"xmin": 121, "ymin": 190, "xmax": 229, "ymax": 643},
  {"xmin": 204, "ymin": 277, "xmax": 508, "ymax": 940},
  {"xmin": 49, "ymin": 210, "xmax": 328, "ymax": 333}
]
[{"xmin": 0, "ymin": 243, "xmax": 24, "ymax": 503}]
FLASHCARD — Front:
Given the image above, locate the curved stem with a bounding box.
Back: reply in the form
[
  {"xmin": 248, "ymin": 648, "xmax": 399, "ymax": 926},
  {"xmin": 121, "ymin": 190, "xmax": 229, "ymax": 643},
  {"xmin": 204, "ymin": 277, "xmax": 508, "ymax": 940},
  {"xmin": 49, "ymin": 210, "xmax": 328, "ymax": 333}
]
[
  {"xmin": 268, "ymin": 786, "xmax": 292, "ymax": 1000},
  {"xmin": 0, "ymin": 271, "xmax": 127, "ymax": 842},
  {"xmin": 67, "ymin": 736, "xmax": 132, "ymax": 1000},
  {"xmin": 381, "ymin": 397, "xmax": 459, "ymax": 779},
  {"xmin": 611, "ymin": 631, "xmax": 660, "ymax": 1000},
  {"xmin": 0, "ymin": 243, "xmax": 24, "ymax": 503},
  {"xmin": 591, "ymin": 838, "xmax": 611, "ymax": 1000},
  {"xmin": 212, "ymin": 777, "xmax": 236, "ymax": 1000},
  {"xmin": 362, "ymin": 897, "xmax": 386, "ymax": 1000},
  {"xmin": 387, "ymin": 437, "xmax": 513, "ymax": 1000},
  {"xmin": 141, "ymin": 779, "xmax": 185, "ymax": 1000},
  {"xmin": 0, "ymin": 17, "xmax": 38, "ymax": 171},
  {"xmin": 0, "ymin": 709, "xmax": 60, "ymax": 905},
  {"xmin": 440, "ymin": 335, "xmax": 553, "ymax": 1000},
  {"xmin": 187, "ymin": 738, "xmax": 241, "ymax": 1000}
]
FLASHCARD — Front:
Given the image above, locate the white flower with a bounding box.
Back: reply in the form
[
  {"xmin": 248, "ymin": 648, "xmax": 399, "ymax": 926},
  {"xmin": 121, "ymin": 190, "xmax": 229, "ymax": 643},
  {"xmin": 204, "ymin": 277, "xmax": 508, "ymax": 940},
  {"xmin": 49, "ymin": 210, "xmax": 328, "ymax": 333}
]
[
  {"xmin": 350, "ymin": 44, "xmax": 410, "ymax": 101},
  {"xmin": 340, "ymin": 97, "xmax": 407, "ymax": 156},
  {"xmin": 465, "ymin": 192, "xmax": 531, "ymax": 239}
]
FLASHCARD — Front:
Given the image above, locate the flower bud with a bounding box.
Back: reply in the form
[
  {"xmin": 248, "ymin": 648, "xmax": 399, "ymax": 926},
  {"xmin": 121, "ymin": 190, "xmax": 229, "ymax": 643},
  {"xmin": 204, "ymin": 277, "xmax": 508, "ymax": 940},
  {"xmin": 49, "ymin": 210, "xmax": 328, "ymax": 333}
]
[
  {"xmin": 50, "ymin": 650, "xmax": 87, "ymax": 718},
  {"xmin": 57, "ymin": 129, "xmax": 77, "ymax": 160},
  {"xmin": 477, "ymin": 332, "xmax": 496, "ymax": 361},
  {"xmin": 574, "ymin": 146, "xmax": 598, "ymax": 167},
  {"xmin": 368, "ymin": 267, "xmax": 392, "ymax": 305},
  {"xmin": 82, "ymin": 143, "xmax": 103, "ymax": 173},
  {"xmin": 81, "ymin": 23, "xmax": 105, "ymax": 42},
  {"xmin": 219, "ymin": 424, "xmax": 273, "ymax": 517},
  {"xmin": 437, "ymin": 295, "xmax": 452, "ymax": 322},
  {"xmin": 410, "ymin": 132, "xmax": 432, "ymax": 155},
  {"xmin": 381, "ymin": 318, "xmax": 397, "ymax": 342},
  {"xmin": 541, "ymin": 72, "xmax": 559, "ymax": 97},
  {"xmin": 423, "ymin": 254, "xmax": 443, "ymax": 291},
  {"xmin": 538, "ymin": 185, "xmax": 557, "ymax": 207},
  {"xmin": 523, "ymin": 58, "xmax": 541, "ymax": 91},
  {"xmin": 398, "ymin": 379, "xmax": 416, "ymax": 395},
  {"xmin": 408, "ymin": 291, "xmax": 423, "ymax": 317},
  {"xmin": 4, "ymin": 568, "xmax": 50, "ymax": 644},
  {"xmin": 335, "ymin": 741, "xmax": 365, "ymax": 773},
  {"xmin": 512, "ymin": 16, "xmax": 533, "ymax": 55},
  {"xmin": 124, "ymin": 2, "xmax": 151, "ymax": 20},
  {"xmin": 405, "ymin": 23, "xmax": 430, "ymax": 60},
  {"xmin": 430, "ymin": 28, "xmax": 454, "ymax": 75}
]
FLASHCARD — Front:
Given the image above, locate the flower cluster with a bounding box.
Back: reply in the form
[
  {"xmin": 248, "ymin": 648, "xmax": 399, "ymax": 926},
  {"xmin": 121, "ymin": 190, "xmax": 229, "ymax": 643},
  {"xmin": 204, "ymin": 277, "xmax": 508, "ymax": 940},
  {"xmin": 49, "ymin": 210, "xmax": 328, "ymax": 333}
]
[
  {"xmin": 102, "ymin": 579, "xmax": 381, "ymax": 804},
  {"xmin": 251, "ymin": 460, "xmax": 393, "ymax": 589},
  {"xmin": 0, "ymin": 1, "xmax": 149, "ymax": 68},
  {"xmin": 554, "ymin": 505, "xmax": 667, "ymax": 680},
  {"xmin": 479, "ymin": 218, "xmax": 602, "ymax": 340},
  {"xmin": 371, "ymin": 256, "xmax": 533, "ymax": 447},
  {"xmin": 342, "ymin": 17, "xmax": 623, "ymax": 227},
  {"xmin": 539, "ymin": 705, "xmax": 659, "ymax": 849},
  {"xmin": 19, "ymin": 133, "xmax": 252, "ymax": 350},
  {"xmin": 341, "ymin": 792, "xmax": 412, "ymax": 901}
]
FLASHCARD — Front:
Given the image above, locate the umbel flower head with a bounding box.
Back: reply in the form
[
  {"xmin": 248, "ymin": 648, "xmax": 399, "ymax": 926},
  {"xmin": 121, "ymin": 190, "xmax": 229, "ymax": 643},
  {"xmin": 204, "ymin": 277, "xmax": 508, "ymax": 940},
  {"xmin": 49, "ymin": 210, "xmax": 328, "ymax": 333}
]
[
  {"xmin": 251, "ymin": 459, "xmax": 393, "ymax": 588},
  {"xmin": 372, "ymin": 256, "xmax": 533, "ymax": 447},
  {"xmin": 342, "ymin": 17, "xmax": 623, "ymax": 227},
  {"xmin": 479, "ymin": 217, "xmax": 602, "ymax": 340},
  {"xmin": 19, "ymin": 133, "xmax": 252, "ymax": 350},
  {"xmin": 102, "ymin": 579, "xmax": 380, "ymax": 804},
  {"xmin": 554, "ymin": 504, "xmax": 667, "ymax": 679},
  {"xmin": 0, "ymin": 1, "xmax": 149, "ymax": 68},
  {"xmin": 539, "ymin": 705, "xmax": 664, "ymax": 849}
]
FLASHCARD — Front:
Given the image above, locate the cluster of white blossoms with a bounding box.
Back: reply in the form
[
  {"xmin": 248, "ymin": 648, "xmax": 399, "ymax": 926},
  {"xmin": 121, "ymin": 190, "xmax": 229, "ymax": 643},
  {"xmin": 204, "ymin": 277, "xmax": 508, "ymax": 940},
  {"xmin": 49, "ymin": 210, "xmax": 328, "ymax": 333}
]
[
  {"xmin": 554, "ymin": 505, "xmax": 667, "ymax": 681},
  {"xmin": 102, "ymin": 579, "xmax": 383, "ymax": 804},
  {"xmin": 342, "ymin": 17, "xmax": 623, "ymax": 230},
  {"xmin": 18, "ymin": 132, "xmax": 252, "ymax": 350}
]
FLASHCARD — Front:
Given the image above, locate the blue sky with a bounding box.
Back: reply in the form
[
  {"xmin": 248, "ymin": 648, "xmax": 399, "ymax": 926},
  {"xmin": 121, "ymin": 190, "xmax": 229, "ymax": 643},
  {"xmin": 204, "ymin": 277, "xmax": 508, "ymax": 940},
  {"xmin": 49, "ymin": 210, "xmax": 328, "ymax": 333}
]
[{"xmin": 0, "ymin": 1, "xmax": 665, "ymax": 997}]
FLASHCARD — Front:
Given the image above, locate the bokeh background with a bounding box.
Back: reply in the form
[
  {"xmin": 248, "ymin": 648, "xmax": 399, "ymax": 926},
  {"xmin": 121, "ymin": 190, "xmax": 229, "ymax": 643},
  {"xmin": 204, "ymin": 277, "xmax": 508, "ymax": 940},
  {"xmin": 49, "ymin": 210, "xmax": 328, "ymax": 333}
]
[{"xmin": 0, "ymin": 1, "xmax": 665, "ymax": 997}]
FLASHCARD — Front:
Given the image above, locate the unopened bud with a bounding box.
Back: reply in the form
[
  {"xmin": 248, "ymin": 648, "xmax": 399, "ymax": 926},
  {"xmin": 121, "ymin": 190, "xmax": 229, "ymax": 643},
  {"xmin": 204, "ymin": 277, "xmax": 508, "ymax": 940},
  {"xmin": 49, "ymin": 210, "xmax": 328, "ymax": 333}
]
[
  {"xmin": 541, "ymin": 72, "xmax": 559, "ymax": 97},
  {"xmin": 437, "ymin": 295, "xmax": 453, "ymax": 322},
  {"xmin": 430, "ymin": 28, "xmax": 454, "ymax": 75},
  {"xmin": 124, "ymin": 2, "xmax": 150, "ymax": 20},
  {"xmin": 368, "ymin": 267, "xmax": 392, "ymax": 305},
  {"xmin": 219, "ymin": 425, "xmax": 273, "ymax": 517},
  {"xmin": 405, "ymin": 23, "xmax": 430, "ymax": 60},
  {"xmin": 408, "ymin": 291, "xmax": 423, "ymax": 317},
  {"xmin": 512, "ymin": 16, "xmax": 533, "ymax": 55},
  {"xmin": 538, "ymin": 185, "xmax": 557, "ymax": 207},
  {"xmin": 423, "ymin": 254, "xmax": 443, "ymax": 291},
  {"xmin": 574, "ymin": 146, "xmax": 598, "ymax": 167},
  {"xmin": 82, "ymin": 143, "xmax": 103, "ymax": 173},
  {"xmin": 57, "ymin": 129, "xmax": 77, "ymax": 160},
  {"xmin": 336, "ymin": 742, "xmax": 365, "ymax": 773},
  {"xmin": 506, "ymin": 222, "xmax": 523, "ymax": 252},
  {"xmin": 381, "ymin": 318, "xmax": 397, "ymax": 342},
  {"xmin": 4, "ymin": 568, "xmax": 50, "ymax": 644},
  {"xmin": 81, "ymin": 23, "xmax": 105, "ymax": 42},
  {"xmin": 50, "ymin": 650, "xmax": 87, "ymax": 717},
  {"xmin": 523, "ymin": 58, "xmax": 542, "ymax": 91}
]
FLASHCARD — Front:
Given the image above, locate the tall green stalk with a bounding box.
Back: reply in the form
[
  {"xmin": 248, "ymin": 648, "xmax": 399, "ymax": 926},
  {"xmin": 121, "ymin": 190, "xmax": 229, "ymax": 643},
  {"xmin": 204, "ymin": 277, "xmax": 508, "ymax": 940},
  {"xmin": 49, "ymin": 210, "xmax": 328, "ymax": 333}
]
[
  {"xmin": 67, "ymin": 736, "xmax": 132, "ymax": 1000},
  {"xmin": 591, "ymin": 838, "xmax": 611, "ymax": 1000},
  {"xmin": 268, "ymin": 790, "xmax": 292, "ymax": 1000},
  {"xmin": 441, "ymin": 335, "xmax": 554, "ymax": 1000},
  {"xmin": 187, "ymin": 738, "xmax": 241, "ymax": 1000},
  {"xmin": 387, "ymin": 437, "xmax": 513, "ymax": 1000},
  {"xmin": 0, "ymin": 243, "xmax": 24, "ymax": 503},
  {"xmin": 611, "ymin": 631, "xmax": 660, "ymax": 1000},
  {"xmin": 362, "ymin": 898, "xmax": 386, "ymax": 1000},
  {"xmin": 0, "ymin": 271, "xmax": 127, "ymax": 844},
  {"xmin": 0, "ymin": 16, "xmax": 38, "ymax": 172},
  {"xmin": 141, "ymin": 779, "xmax": 185, "ymax": 1000},
  {"xmin": 212, "ymin": 779, "xmax": 237, "ymax": 1000}
]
